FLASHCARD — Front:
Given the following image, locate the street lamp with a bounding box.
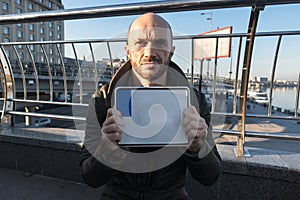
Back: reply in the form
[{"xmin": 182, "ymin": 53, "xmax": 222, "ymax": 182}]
[
  {"xmin": 200, "ymin": 12, "xmax": 213, "ymax": 80},
  {"xmin": 200, "ymin": 12, "xmax": 213, "ymax": 31}
]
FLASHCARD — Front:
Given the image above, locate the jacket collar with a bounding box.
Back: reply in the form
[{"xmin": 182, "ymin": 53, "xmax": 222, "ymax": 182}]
[{"xmin": 107, "ymin": 60, "xmax": 188, "ymax": 95}]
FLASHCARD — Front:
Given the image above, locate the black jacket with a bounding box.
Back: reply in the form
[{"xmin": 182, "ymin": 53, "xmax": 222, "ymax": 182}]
[{"xmin": 80, "ymin": 61, "xmax": 221, "ymax": 200}]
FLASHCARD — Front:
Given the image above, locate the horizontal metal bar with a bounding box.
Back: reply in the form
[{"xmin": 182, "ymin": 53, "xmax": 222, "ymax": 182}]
[
  {"xmin": 8, "ymin": 111, "xmax": 86, "ymax": 121},
  {"xmin": 211, "ymin": 112, "xmax": 300, "ymax": 121},
  {"xmin": 213, "ymin": 129, "xmax": 300, "ymax": 141},
  {"xmin": 1, "ymin": 30, "xmax": 300, "ymax": 46},
  {"xmin": 246, "ymin": 114, "xmax": 300, "ymax": 121},
  {"xmin": 211, "ymin": 112, "xmax": 242, "ymax": 117},
  {"xmin": 0, "ymin": 0, "xmax": 299, "ymax": 25},
  {"xmin": 0, "ymin": 38, "xmax": 127, "ymax": 46},
  {"xmin": 11, "ymin": 99, "xmax": 88, "ymax": 107}
]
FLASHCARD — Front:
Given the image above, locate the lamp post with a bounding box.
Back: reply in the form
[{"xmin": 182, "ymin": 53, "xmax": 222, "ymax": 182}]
[
  {"xmin": 200, "ymin": 12, "xmax": 213, "ymax": 80},
  {"xmin": 200, "ymin": 12, "xmax": 213, "ymax": 31}
]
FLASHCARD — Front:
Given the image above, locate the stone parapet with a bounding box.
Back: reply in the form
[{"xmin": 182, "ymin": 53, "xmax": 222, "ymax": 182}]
[{"xmin": 0, "ymin": 127, "xmax": 299, "ymax": 199}]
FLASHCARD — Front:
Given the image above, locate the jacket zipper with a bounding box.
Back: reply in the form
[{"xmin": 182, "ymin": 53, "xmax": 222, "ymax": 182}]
[
  {"xmin": 137, "ymin": 172, "xmax": 152, "ymax": 200},
  {"xmin": 138, "ymin": 192, "xmax": 144, "ymax": 200}
]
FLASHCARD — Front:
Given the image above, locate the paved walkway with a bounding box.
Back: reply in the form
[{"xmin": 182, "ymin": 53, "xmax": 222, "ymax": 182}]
[
  {"xmin": 213, "ymin": 99, "xmax": 300, "ymax": 153},
  {"xmin": 0, "ymin": 167, "xmax": 101, "ymax": 200}
]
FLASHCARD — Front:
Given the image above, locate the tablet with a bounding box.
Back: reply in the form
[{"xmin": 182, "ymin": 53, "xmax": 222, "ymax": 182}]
[{"xmin": 114, "ymin": 86, "xmax": 190, "ymax": 147}]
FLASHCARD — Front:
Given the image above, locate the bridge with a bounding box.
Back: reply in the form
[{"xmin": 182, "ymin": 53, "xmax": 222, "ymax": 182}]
[{"xmin": 0, "ymin": 0, "xmax": 300, "ymax": 199}]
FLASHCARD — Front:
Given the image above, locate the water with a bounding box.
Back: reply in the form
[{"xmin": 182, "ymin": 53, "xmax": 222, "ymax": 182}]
[{"xmin": 267, "ymin": 87, "xmax": 300, "ymax": 112}]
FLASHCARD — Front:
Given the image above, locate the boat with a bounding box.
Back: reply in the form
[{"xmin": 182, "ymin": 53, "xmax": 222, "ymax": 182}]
[{"xmin": 247, "ymin": 90, "xmax": 269, "ymax": 104}]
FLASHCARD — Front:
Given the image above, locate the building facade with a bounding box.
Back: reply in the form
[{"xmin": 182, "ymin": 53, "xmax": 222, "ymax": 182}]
[{"xmin": 0, "ymin": 0, "xmax": 64, "ymax": 67}]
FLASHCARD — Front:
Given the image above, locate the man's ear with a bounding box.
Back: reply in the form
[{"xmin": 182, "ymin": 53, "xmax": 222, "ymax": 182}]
[
  {"xmin": 125, "ymin": 46, "xmax": 130, "ymax": 59},
  {"xmin": 169, "ymin": 46, "xmax": 175, "ymax": 60}
]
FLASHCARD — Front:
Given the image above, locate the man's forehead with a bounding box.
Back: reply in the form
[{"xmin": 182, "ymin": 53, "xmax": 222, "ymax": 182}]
[{"xmin": 128, "ymin": 26, "xmax": 171, "ymax": 39}]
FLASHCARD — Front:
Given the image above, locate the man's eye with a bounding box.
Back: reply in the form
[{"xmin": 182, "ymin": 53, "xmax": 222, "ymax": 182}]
[
  {"xmin": 153, "ymin": 40, "xmax": 167, "ymax": 48},
  {"xmin": 135, "ymin": 40, "xmax": 145, "ymax": 46}
]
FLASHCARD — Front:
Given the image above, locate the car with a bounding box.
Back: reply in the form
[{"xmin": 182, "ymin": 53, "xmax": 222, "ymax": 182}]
[{"xmin": 35, "ymin": 118, "xmax": 51, "ymax": 127}]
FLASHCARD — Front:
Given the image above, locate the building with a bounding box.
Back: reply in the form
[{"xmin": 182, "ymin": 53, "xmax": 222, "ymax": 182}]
[
  {"xmin": 0, "ymin": 0, "xmax": 64, "ymax": 67},
  {"xmin": 258, "ymin": 77, "xmax": 268, "ymax": 84}
]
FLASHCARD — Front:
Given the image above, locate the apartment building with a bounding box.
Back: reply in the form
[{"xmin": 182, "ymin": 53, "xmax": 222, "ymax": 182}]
[{"xmin": 0, "ymin": 0, "xmax": 64, "ymax": 68}]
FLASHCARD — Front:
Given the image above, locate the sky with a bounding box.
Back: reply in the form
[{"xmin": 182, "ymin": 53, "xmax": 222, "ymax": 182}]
[{"xmin": 61, "ymin": 0, "xmax": 300, "ymax": 80}]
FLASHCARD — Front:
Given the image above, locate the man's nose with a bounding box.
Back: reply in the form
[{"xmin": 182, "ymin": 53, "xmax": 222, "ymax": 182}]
[{"xmin": 143, "ymin": 45, "xmax": 156, "ymax": 57}]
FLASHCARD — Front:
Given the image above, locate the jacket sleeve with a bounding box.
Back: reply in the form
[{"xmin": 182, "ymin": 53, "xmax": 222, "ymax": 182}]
[
  {"xmin": 184, "ymin": 91, "xmax": 221, "ymax": 186},
  {"xmin": 80, "ymin": 89, "xmax": 115, "ymax": 188}
]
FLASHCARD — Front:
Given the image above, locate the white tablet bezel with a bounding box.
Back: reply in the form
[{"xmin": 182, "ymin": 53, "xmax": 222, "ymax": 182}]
[{"xmin": 114, "ymin": 86, "xmax": 190, "ymax": 147}]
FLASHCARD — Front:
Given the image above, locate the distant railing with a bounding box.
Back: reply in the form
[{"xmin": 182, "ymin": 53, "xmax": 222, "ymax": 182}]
[{"xmin": 0, "ymin": 0, "xmax": 300, "ymax": 157}]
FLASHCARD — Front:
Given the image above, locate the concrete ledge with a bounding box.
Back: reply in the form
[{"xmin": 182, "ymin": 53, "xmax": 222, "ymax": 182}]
[
  {"xmin": 0, "ymin": 127, "xmax": 83, "ymax": 182},
  {"xmin": 0, "ymin": 167, "xmax": 102, "ymax": 200},
  {"xmin": 186, "ymin": 144, "xmax": 300, "ymax": 200},
  {"xmin": 0, "ymin": 128, "xmax": 299, "ymax": 199}
]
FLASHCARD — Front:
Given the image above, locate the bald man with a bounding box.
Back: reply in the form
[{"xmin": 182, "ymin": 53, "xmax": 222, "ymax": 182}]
[{"xmin": 80, "ymin": 13, "xmax": 221, "ymax": 200}]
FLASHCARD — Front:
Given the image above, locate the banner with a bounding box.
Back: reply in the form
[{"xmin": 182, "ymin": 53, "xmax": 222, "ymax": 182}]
[{"xmin": 194, "ymin": 26, "xmax": 232, "ymax": 60}]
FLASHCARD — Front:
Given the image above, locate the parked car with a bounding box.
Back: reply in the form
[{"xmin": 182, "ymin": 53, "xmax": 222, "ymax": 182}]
[{"xmin": 35, "ymin": 118, "xmax": 51, "ymax": 127}]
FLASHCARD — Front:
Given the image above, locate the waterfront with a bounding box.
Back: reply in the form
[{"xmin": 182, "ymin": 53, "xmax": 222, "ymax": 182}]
[{"xmin": 268, "ymin": 87, "xmax": 300, "ymax": 112}]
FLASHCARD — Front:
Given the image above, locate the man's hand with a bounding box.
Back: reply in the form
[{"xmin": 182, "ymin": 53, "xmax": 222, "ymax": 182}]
[
  {"xmin": 101, "ymin": 108, "xmax": 123, "ymax": 150},
  {"xmin": 182, "ymin": 106, "xmax": 208, "ymax": 154}
]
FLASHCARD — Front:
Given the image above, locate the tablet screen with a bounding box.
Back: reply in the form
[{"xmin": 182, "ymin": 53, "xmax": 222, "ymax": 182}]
[{"xmin": 114, "ymin": 87, "xmax": 190, "ymax": 147}]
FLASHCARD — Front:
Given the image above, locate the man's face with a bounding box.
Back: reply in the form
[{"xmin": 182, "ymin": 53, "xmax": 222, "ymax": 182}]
[{"xmin": 126, "ymin": 26, "xmax": 175, "ymax": 81}]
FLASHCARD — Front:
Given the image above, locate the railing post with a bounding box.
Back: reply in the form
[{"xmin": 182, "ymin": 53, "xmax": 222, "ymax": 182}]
[
  {"xmin": 0, "ymin": 46, "xmax": 15, "ymax": 126},
  {"xmin": 295, "ymin": 73, "xmax": 300, "ymax": 118},
  {"xmin": 236, "ymin": 1, "xmax": 265, "ymax": 157},
  {"xmin": 25, "ymin": 106, "xmax": 36, "ymax": 126},
  {"xmin": 199, "ymin": 59, "xmax": 204, "ymax": 92},
  {"xmin": 268, "ymin": 35, "xmax": 282, "ymax": 116}
]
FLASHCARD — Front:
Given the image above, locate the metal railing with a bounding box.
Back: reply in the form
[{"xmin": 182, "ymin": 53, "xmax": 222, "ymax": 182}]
[{"xmin": 0, "ymin": 0, "xmax": 300, "ymax": 157}]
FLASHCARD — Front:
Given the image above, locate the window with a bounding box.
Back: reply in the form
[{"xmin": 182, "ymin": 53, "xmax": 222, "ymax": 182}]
[
  {"xmin": 49, "ymin": 22, "xmax": 53, "ymax": 28},
  {"xmin": 40, "ymin": 27, "xmax": 44, "ymax": 34},
  {"xmin": 40, "ymin": 8, "xmax": 44, "ymax": 12},
  {"xmin": 2, "ymin": 3, "xmax": 8, "ymax": 11},
  {"xmin": 30, "ymin": 45, "xmax": 35, "ymax": 51},
  {"xmin": 56, "ymin": 6, "xmax": 60, "ymax": 10},
  {"xmin": 29, "ymin": 24, "xmax": 34, "ymax": 31},
  {"xmin": 17, "ymin": 30, "xmax": 23, "ymax": 38},
  {"xmin": 49, "ymin": 30, "xmax": 53, "ymax": 37},
  {"xmin": 19, "ymin": 52, "xmax": 24, "ymax": 60},
  {"xmin": 39, "ymin": 0, "xmax": 44, "ymax": 3},
  {"xmin": 57, "ymin": 25, "xmax": 61, "ymax": 31},
  {"xmin": 5, "ymin": 50, "xmax": 10, "ymax": 58},
  {"xmin": 28, "ymin": 2, "xmax": 33, "ymax": 10},
  {"xmin": 50, "ymin": 48, "xmax": 53, "ymax": 55},
  {"xmin": 18, "ymin": 45, "xmax": 23, "ymax": 49},
  {"xmin": 29, "ymin": 34, "xmax": 34, "ymax": 41},
  {"xmin": 57, "ymin": 33, "xmax": 61, "ymax": 40},
  {"xmin": 17, "ymin": 23, "xmax": 22, "ymax": 27},
  {"xmin": 41, "ymin": 55, "xmax": 44, "ymax": 62},
  {"xmin": 50, "ymin": 57, "xmax": 53, "ymax": 63},
  {"xmin": 48, "ymin": 1, "xmax": 52, "ymax": 8},
  {"xmin": 16, "ymin": 8, "xmax": 22, "ymax": 14},
  {"xmin": 40, "ymin": 22, "xmax": 44, "ymax": 25},
  {"xmin": 16, "ymin": 0, "xmax": 22, "ymax": 5},
  {"xmin": 28, "ymin": 80, "xmax": 34, "ymax": 85},
  {"xmin": 40, "ymin": 37, "xmax": 44, "ymax": 41},
  {"xmin": 3, "ymin": 26, "xmax": 9, "ymax": 35},
  {"xmin": 3, "ymin": 38, "xmax": 9, "ymax": 43}
]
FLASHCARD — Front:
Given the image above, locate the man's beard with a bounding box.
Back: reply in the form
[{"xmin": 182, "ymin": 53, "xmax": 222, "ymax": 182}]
[{"xmin": 131, "ymin": 57, "xmax": 169, "ymax": 81}]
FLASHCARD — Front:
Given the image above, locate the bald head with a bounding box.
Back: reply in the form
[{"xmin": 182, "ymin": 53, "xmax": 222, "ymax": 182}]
[
  {"xmin": 129, "ymin": 13, "xmax": 172, "ymax": 31},
  {"xmin": 125, "ymin": 13, "xmax": 175, "ymax": 85},
  {"xmin": 128, "ymin": 13, "xmax": 173, "ymax": 44}
]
